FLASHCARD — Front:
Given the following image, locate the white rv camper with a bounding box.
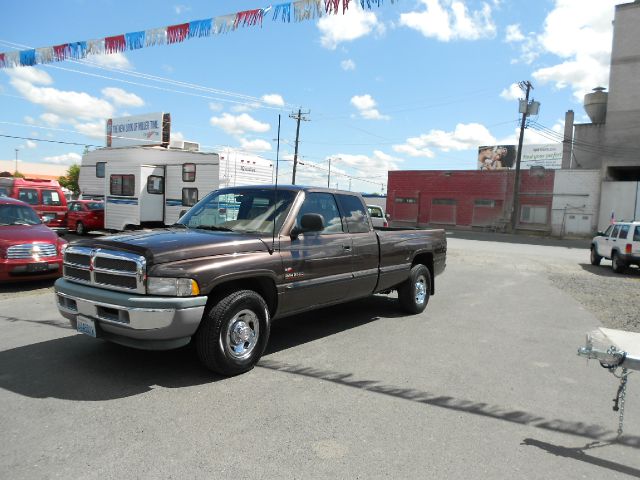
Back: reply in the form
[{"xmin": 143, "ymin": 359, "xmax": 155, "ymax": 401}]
[
  {"xmin": 80, "ymin": 146, "xmax": 220, "ymax": 231},
  {"xmin": 79, "ymin": 146, "xmax": 274, "ymax": 231}
]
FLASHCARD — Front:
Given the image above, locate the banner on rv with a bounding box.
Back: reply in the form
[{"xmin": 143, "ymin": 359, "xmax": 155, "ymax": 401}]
[
  {"xmin": 477, "ymin": 143, "xmax": 562, "ymax": 171},
  {"xmin": 106, "ymin": 113, "xmax": 170, "ymax": 148}
]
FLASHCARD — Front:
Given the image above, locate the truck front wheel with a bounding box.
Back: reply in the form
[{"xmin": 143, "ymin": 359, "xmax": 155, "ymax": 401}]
[
  {"xmin": 398, "ymin": 264, "xmax": 431, "ymax": 314},
  {"xmin": 196, "ymin": 290, "xmax": 270, "ymax": 376}
]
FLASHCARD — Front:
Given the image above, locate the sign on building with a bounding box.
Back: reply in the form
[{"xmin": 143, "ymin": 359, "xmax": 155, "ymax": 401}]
[
  {"xmin": 106, "ymin": 113, "xmax": 170, "ymax": 148},
  {"xmin": 477, "ymin": 145, "xmax": 516, "ymax": 170},
  {"xmin": 477, "ymin": 143, "xmax": 562, "ymax": 170}
]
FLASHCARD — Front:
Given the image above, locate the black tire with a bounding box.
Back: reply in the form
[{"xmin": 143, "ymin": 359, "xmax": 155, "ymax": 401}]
[
  {"xmin": 611, "ymin": 251, "xmax": 627, "ymax": 274},
  {"xmin": 196, "ymin": 290, "xmax": 270, "ymax": 376},
  {"xmin": 398, "ymin": 264, "xmax": 431, "ymax": 314},
  {"xmin": 590, "ymin": 246, "xmax": 602, "ymax": 266},
  {"xmin": 75, "ymin": 221, "xmax": 85, "ymax": 235}
]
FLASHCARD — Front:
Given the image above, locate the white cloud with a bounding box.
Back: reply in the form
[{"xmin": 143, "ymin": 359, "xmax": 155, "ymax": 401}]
[
  {"xmin": 174, "ymin": 4, "xmax": 191, "ymax": 14},
  {"xmin": 399, "ymin": 0, "xmax": 496, "ymax": 42},
  {"xmin": 318, "ymin": 4, "xmax": 383, "ymax": 50},
  {"xmin": 101, "ymin": 87, "xmax": 144, "ymax": 107},
  {"xmin": 74, "ymin": 121, "xmax": 105, "ymax": 139},
  {"xmin": 24, "ymin": 116, "xmax": 35, "ymax": 124},
  {"xmin": 25, "ymin": 140, "xmax": 37, "ymax": 149},
  {"xmin": 210, "ymin": 113, "xmax": 270, "ymax": 135},
  {"xmin": 5, "ymin": 67, "xmax": 53, "ymax": 85},
  {"xmin": 42, "ymin": 152, "xmax": 82, "ymax": 165},
  {"xmin": 171, "ymin": 131, "xmax": 185, "ymax": 142},
  {"xmin": 39, "ymin": 113, "xmax": 62, "ymax": 126},
  {"xmin": 500, "ymin": 83, "xmax": 522, "ymax": 101},
  {"xmin": 89, "ymin": 53, "xmax": 132, "ymax": 70},
  {"xmin": 505, "ymin": 24, "xmax": 524, "ymax": 42},
  {"xmin": 341, "ymin": 59, "xmax": 356, "ymax": 71},
  {"xmin": 394, "ymin": 123, "xmax": 497, "ymax": 157},
  {"xmin": 261, "ymin": 94, "xmax": 285, "ymax": 107},
  {"xmin": 209, "ymin": 102, "xmax": 224, "ymax": 112},
  {"xmin": 9, "ymin": 72, "xmax": 114, "ymax": 120},
  {"xmin": 239, "ymin": 138, "xmax": 272, "ymax": 152},
  {"xmin": 350, "ymin": 94, "xmax": 389, "ymax": 120},
  {"xmin": 531, "ymin": 0, "xmax": 622, "ymax": 100},
  {"xmin": 231, "ymin": 103, "xmax": 260, "ymax": 113}
]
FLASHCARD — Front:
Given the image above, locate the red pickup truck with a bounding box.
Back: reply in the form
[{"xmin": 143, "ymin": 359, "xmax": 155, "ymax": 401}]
[{"xmin": 55, "ymin": 186, "xmax": 446, "ymax": 376}]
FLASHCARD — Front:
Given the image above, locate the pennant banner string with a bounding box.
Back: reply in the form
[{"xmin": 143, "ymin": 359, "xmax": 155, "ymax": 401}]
[{"xmin": 0, "ymin": 0, "xmax": 395, "ymax": 69}]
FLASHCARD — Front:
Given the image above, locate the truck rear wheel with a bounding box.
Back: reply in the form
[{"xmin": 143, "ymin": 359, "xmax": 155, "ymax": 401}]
[
  {"xmin": 611, "ymin": 251, "xmax": 627, "ymax": 273},
  {"xmin": 196, "ymin": 290, "xmax": 270, "ymax": 376},
  {"xmin": 398, "ymin": 264, "xmax": 431, "ymax": 314}
]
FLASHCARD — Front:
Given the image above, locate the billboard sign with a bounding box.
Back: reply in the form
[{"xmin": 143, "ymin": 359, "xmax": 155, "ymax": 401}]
[
  {"xmin": 478, "ymin": 143, "xmax": 562, "ymax": 170},
  {"xmin": 477, "ymin": 145, "xmax": 516, "ymax": 170},
  {"xmin": 106, "ymin": 113, "xmax": 168, "ymax": 148},
  {"xmin": 519, "ymin": 144, "xmax": 562, "ymax": 169}
]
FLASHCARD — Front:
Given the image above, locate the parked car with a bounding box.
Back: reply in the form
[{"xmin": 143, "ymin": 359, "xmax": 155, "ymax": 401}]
[
  {"xmin": 66, "ymin": 200, "xmax": 104, "ymax": 235},
  {"xmin": 0, "ymin": 197, "xmax": 67, "ymax": 282},
  {"xmin": 590, "ymin": 221, "xmax": 640, "ymax": 273},
  {"xmin": 55, "ymin": 186, "xmax": 446, "ymax": 376},
  {"xmin": 0, "ymin": 177, "xmax": 68, "ymax": 232},
  {"xmin": 367, "ymin": 204, "xmax": 388, "ymax": 228}
]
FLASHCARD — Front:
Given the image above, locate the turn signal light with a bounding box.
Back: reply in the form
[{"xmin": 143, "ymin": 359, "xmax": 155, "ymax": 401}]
[{"xmin": 625, "ymin": 243, "xmax": 632, "ymax": 254}]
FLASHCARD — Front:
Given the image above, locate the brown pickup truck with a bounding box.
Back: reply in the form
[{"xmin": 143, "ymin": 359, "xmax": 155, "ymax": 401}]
[{"xmin": 55, "ymin": 186, "xmax": 446, "ymax": 375}]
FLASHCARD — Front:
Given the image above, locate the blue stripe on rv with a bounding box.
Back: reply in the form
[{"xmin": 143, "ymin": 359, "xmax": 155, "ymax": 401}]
[
  {"xmin": 165, "ymin": 199, "xmax": 183, "ymax": 206},
  {"xmin": 107, "ymin": 196, "xmax": 139, "ymax": 205}
]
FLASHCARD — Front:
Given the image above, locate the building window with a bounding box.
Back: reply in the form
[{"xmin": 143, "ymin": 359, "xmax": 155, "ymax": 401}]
[
  {"xmin": 432, "ymin": 198, "xmax": 456, "ymax": 205},
  {"xmin": 520, "ymin": 205, "xmax": 548, "ymax": 224},
  {"xmin": 96, "ymin": 162, "xmax": 106, "ymax": 178},
  {"xmin": 395, "ymin": 197, "xmax": 417, "ymax": 204},
  {"xmin": 147, "ymin": 176, "xmax": 164, "ymax": 195},
  {"xmin": 183, "ymin": 163, "xmax": 196, "ymax": 182},
  {"xmin": 474, "ymin": 199, "xmax": 495, "ymax": 208},
  {"xmin": 182, "ymin": 188, "xmax": 198, "ymax": 206},
  {"xmin": 110, "ymin": 175, "xmax": 135, "ymax": 196}
]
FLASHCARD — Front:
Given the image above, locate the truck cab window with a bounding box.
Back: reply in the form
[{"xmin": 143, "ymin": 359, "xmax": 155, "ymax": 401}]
[
  {"xmin": 296, "ymin": 193, "xmax": 343, "ymax": 234},
  {"xmin": 18, "ymin": 188, "xmax": 39, "ymax": 205},
  {"xmin": 336, "ymin": 194, "xmax": 370, "ymax": 233},
  {"xmin": 42, "ymin": 189, "xmax": 62, "ymax": 206}
]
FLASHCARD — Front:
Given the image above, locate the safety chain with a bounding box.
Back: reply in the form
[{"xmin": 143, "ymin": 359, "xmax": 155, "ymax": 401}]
[{"xmin": 612, "ymin": 367, "xmax": 629, "ymax": 437}]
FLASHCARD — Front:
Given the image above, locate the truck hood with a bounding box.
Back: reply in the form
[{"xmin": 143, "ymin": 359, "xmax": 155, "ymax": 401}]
[{"xmin": 72, "ymin": 228, "xmax": 270, "ymax": 265}]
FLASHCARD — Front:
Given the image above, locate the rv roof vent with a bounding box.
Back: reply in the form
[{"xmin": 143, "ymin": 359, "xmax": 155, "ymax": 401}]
[{"xmin": 169, "ymin": 140, "xmax": 200, "ymax": 152}]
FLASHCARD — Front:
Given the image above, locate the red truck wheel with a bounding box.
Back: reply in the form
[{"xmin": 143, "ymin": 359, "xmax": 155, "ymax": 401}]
[
  {"xmin": 398, "ymin": 264, "xmax": 431, "ymax": 314},
  {"xmin": 196, "ymin": 290, "xmax": 271, "ymax": 376}
]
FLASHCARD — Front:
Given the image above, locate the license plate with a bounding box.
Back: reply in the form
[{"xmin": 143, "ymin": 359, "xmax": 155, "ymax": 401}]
[
  {"xmin": 77, "ymin": 316, "xmax": 97, "ymax": 338},
  {"xmin": 27, "ymin": 262, "xmax": 49, "ymax": 272}
]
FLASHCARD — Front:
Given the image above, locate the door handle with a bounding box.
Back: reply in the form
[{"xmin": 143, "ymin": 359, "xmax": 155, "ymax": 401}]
[{"xmin": 343, "ymin": 244, "xmax": 351, "ymax": 251}]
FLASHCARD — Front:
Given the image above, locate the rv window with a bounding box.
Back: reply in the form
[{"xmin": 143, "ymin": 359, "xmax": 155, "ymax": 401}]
[
  {"xmin": 182, "ymin": 188, "xmax": 198, "ymax": 206},
  {"xmin": 183, "ymin": 163, "xmax": 196, "ymax": 182},
  {"xmin": 42, "ymin": 190, "xmax": 62, "ymax": 206},
  {"xmin": 110, "ymin": 175, "xmax": 135, "ymax": 196},
  {"xmin": 18, "ymin": 188, "xmax": 39, "ymax": 205},
  {"xmin": 147, "ymin": 176, "xmax": 164, "ymax": 195},
  {"xmin": 96, "ymin": 162, "xmax": 106, "ymax": 178}
]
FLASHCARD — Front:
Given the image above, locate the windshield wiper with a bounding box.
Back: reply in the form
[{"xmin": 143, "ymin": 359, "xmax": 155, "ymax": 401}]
[
  {"xmin": 193, "ymin": 225, "xmax": 234, "ymax": 232},
  {"xmin": 170, "ymin": 223, "xmax": 188, "ymax": 228}
]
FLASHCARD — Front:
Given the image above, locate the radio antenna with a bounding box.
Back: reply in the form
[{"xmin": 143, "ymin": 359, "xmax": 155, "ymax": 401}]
[{"xmin": 271, "ymin": 114, "xmax": 281, "ymax": 254}]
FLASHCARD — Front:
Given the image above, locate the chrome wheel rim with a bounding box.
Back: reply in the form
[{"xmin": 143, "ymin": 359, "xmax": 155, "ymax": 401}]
[
  {"xmin": 76, "ymin": 223, "xmax": 84, "ymax": 234},
  {"xmin": 415, "ymin": 275, "xmax": 427, "ymax": 305},
  {"xmin": 225, "ymin": 309, "xmax": 260, "ymax": 360}
]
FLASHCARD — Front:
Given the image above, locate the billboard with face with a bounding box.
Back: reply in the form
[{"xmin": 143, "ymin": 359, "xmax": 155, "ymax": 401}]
[{"xmin": 477, "ymin": 145, "xmax": 516, "ymax": 170}]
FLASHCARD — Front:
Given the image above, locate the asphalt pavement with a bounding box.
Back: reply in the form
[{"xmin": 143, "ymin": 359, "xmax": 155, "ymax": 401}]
[{"xmin": 1, "ymin": 234, "xmax": 639, "ymax": 479}]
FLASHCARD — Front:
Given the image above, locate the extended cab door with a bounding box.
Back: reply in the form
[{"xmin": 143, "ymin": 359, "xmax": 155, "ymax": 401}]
[
  {"xmin": 279, "ymin": 192, "xmax": 352, "ymax": 315},
  {"xmin": 336, "ymin": 194, "xmax": 379, "ymax": 299}
]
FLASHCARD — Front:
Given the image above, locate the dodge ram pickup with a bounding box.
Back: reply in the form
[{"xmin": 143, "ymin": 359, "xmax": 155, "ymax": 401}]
[{"xmin": 55, "ymin": 186, "xmax": 446, "ymax": 375}]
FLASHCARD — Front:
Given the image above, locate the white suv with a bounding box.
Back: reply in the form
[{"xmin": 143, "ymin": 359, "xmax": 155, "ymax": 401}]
[
  {"xmin": 367, "ymin": 205, "xmax": 388, "ymax": 228},
  {"xmin": 590, "ymin": 221, "xmax": 640, "ymax": 273}
]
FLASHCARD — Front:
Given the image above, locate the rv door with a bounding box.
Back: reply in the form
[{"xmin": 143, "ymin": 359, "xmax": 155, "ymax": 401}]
[{"xmin": 140, "ymin": 165, "xmax": 165, "ymax": 223}]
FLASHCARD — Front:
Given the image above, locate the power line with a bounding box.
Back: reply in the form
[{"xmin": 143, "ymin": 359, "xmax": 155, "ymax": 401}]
[{"xmin": 0, "ymin": 133, "xmax": 99, "ymax": 147}]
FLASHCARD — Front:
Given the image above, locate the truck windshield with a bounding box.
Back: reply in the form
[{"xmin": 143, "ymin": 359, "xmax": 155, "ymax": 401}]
[
  {"xmin": 0, "ymin": 204, "xmax": 42, "ymax": 226},
  {"xmin": 178, "ymin": 188, "xmax": 297, "ymax": 234}
]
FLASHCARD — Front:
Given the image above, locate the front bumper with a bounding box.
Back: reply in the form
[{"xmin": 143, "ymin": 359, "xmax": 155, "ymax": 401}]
[
  {"xmin": 54, "ymin": 278, "xmax": 207, "ymax": 350},
  {"xmin": 0, "ymin": 257, "xmax": 62, "ymax": 281}
]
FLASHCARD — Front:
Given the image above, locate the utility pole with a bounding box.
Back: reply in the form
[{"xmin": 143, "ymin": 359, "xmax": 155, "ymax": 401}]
[
  {"xmin": 327, "ymin": 158, "xmax": 331, "ymax": 188},
  {"xmin": 14, "ymin": 148, "xmax": 18, "ymax": 174},
  {"xmin": 510, "ymin": 81, "xmax": 539, "ymax": 232},
  {"xmin": 289, "ymin": 108, "xmax": 310, "ymax": 185}
]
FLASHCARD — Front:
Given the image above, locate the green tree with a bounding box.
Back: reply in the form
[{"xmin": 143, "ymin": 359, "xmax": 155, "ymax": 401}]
[
  {"xmin": 58, "ymin": 164, "xmax": 80, "ymax": 195},
  {"xmin": 13, "ymin": 171, "xmax": 25, "ymax": 178}
]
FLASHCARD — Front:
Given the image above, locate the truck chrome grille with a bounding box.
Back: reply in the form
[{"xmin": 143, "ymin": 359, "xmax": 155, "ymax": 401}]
[
  {"xmin": 7, "ymin": 243, "xmax": 57, "ymax": 259},
  {"xmin": 63, "ymin": 246, "xmax": 146, "ymax": 293}
]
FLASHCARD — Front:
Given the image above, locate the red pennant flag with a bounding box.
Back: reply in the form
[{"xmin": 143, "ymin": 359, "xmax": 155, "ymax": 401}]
[
  {"xmin": 167, "ymin": 23, "xmax": 189, "ymax": 44},
  {"xmin": 105, "ymin": 35, "xmax": 126, "ymax": 53},
  {"xmin": 53, "ymin": 44, "xmax": 69, "ymax": 61}
]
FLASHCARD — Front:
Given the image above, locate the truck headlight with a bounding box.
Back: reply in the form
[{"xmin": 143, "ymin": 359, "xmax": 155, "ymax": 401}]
[{"xmin": 147, "ymin": 277, "xmax": 200, "ymax": 296}]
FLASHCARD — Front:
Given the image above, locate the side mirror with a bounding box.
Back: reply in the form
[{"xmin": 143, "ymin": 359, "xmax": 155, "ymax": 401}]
[
  {"xmin": 596, "ymin": 231, "xmax": 605, "ymax": 237},
  {"xmin": 179, "ymin": 209, "xmax": 188, "ymax": 217},
  {"xmin": 385, "ymin": 213, "xmax": 391, "ymax": 220},
  {"xmin": 291, "ymin": 213, "xmax": 324, "ymax": 239}
]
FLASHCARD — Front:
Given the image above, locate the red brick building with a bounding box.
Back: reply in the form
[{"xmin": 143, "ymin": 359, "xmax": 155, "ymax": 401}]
[{"xmin": 386, "ymin": 169, "xmax": 555, "ymax": 231}]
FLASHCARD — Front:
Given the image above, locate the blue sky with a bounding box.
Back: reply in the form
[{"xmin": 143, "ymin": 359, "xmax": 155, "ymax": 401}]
[{"xmin": 0, "ymin": 0, "xmax": 624, "ymax": 193}]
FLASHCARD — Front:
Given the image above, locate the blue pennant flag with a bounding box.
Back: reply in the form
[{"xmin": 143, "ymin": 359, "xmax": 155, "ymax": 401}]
[
  {"xmin": 273, "ymin": 3, "xmax": 292, "ymax": 22},
  {"xmin": 189, "ymin": 19, "xmax": 213, "ymax": 38},
  {"xmin": 125, "ymin": 31, "xmax": 146, "ymax": 50},
  {"xmin": 19, "ymin": 49, "xmax": 36, "ymax": 66}
]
